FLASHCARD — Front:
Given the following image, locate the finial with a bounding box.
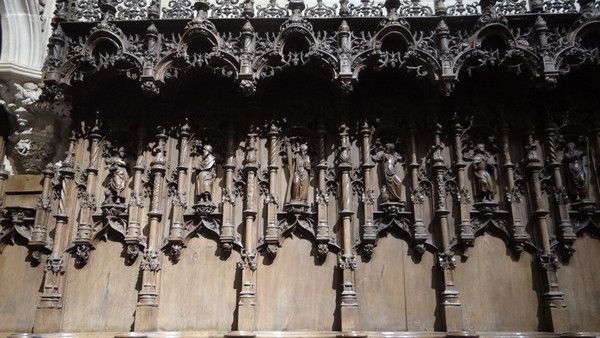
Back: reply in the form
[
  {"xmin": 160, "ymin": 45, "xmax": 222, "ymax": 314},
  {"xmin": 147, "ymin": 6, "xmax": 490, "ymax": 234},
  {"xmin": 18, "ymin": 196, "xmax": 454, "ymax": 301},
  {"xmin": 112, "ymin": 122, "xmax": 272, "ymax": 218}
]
[
  {"xmin": 242, "ymin": 20, "xmax": 254, "ymax": 33},
  {"xmin": 534, "ymin": 16, "xmax": 548, "ymax": 32},
  {"xmin": 339, "ymin": 20, "xmax": 350, "ymax": 32},
  {"xmin": 436, "ymin": 20, "xmax": 449, "ymax": 35}
]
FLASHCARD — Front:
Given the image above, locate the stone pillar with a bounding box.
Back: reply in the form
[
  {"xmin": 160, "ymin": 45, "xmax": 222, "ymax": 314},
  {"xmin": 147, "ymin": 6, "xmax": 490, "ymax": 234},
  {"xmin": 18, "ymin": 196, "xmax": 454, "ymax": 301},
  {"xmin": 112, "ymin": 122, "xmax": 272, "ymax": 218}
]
[{"xmin": 0, "ymin": 80, "xmax": 71, "ymax": 174}]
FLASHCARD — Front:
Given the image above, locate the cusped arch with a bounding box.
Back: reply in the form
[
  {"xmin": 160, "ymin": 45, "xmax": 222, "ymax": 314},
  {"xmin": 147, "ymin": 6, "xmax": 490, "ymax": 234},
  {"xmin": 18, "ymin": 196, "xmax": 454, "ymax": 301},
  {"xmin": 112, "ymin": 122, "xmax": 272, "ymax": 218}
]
[
  {"xmin": 85, "ymin": 28, "xmax": 126, "ymax": 56},
  {"xmin": 274, "ymin": 22, "xmax": 318, "ymax": 55},
  {"xmin": 372, "ymin": 22, "xmax": 415, "ymax": 52},
  {"xmin": 453, "ymin": 25, "xmax": 540, "ymax": 79},
  {"xmin": 154, "ymin": 49, "xmax": 239, "ymax": 84},
  {"xmin": 570, "ymin": 19, "xmax": 600, "ymax": 47},
  {"xmin": 253, "ymin": 28, "xmax": 337, "ymax": 83},
  {"xmin": 469, "ymin": 23, "xmax": 514, "ymax": 50},
  {"xmin": 555, "ymin": 21, "xmax": 600, "ymax": 72},
  {"xmin": 59, "ymin": 51, "xmax": 143, "ymax": 86},
  {"xmin": 179, "ymin": 22, "xmax": 223, "ymax": 54},
  {"xmin": 352, "ymin": 22, "xmax": 441, "ymax": 80}
]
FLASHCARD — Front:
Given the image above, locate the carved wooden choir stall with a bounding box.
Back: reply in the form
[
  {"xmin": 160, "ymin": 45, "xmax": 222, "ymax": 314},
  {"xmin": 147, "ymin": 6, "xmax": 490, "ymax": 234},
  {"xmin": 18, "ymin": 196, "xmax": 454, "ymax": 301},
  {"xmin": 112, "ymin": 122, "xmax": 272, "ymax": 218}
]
[{"xmin": 0, "ymin": 0, "xmax": 599, "ymax": 336}]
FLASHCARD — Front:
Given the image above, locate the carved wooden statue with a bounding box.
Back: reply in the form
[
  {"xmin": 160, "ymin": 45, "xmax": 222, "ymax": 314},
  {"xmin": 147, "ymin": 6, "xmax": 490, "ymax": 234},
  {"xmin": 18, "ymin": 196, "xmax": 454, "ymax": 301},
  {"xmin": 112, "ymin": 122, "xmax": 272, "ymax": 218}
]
[
  {"xmin": 472, "ymin": 143, "xmax": 496, "ymax": 201},
  {"xmin": 194, "ymin": 144, "xmax": 216, "ymax": 203},
  {"xmin": 563, "ymin": 142, "xmax": 587, "ymax": 201},
  {"xmin": 105, "ymin": 147, "xmax": 129, "ymax": 205},
  {"xmin": 374, "ymin": 142, "xmax": 403, "ymax": 203},
  {"xmin": 290, "ymin": 143, "xmax": 310, "ymax": 203}
]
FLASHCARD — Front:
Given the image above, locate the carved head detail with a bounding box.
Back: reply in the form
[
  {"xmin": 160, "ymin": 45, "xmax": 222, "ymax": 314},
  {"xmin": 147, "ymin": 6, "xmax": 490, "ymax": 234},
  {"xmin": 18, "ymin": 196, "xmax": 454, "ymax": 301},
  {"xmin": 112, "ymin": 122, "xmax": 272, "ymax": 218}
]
[
  {"xmin": 203, "ymin": 144, "xmax": 213, "ymax": 157},
  {"xmin": 384, "ymin": 143, "xmax": 395, "ymax": 153},
  {"xmin": 299, "ymin": 143, "xmax": 308, "ymax": 155}
]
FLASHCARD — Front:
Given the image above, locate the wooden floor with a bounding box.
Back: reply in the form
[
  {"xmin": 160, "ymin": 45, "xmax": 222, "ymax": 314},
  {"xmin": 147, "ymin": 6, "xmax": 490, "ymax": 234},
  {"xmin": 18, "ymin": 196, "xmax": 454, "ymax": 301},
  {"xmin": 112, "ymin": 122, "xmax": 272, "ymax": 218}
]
[{"xmin": 3, "ymin": 331, "xmax": 599, "ymax": 338}]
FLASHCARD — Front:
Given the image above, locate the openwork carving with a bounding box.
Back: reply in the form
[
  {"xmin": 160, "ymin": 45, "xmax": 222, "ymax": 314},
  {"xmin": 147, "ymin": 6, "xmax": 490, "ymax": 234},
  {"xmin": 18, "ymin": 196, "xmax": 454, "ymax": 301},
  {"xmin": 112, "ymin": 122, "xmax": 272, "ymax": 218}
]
[{"xmin": 0, "ymin": 207, "xmax": 43, "ymax": 262}]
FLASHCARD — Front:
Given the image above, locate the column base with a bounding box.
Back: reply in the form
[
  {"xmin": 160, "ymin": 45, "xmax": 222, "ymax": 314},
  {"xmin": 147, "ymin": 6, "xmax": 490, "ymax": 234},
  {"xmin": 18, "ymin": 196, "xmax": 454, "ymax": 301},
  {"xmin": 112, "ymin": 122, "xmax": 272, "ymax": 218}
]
[
  {"xmin": 442, "ymin": 304, "xmax": 463, "ymax": 332},
  {"xmin": 33, "ymin": 307, "xmax": 62, "ymax": 333},
  {"xmin": 133, "ymin": 306, "xmax": 159, "ymax": 331},
  {"xmin": 544, "ymin": 304, "xmax": 570, "ymax": 333}
]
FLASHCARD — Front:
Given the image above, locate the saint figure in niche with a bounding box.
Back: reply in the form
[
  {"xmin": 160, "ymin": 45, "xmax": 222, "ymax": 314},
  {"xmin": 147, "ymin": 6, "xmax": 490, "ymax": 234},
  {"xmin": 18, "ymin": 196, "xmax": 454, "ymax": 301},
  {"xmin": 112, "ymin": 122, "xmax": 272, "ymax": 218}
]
[
  {"xmin": 290, "ymin": 143, "xmax": 311, "ymax": 203},
  {"xmin": 378, "ymin": 143, "xmax": 403, "ymax": 203},
  {"xmin": 106, "ymin": 147, "xmax": 129, "ymax": 205},
  {"xmin": 195, "ymin": 144, "xmax": 216, "ymax": 202},
  {"xmin": 564, "ymin": 142, "xmax": 587, "ymax": 201},
  {"xmin": 472, "ymin": 143, "xmax": 496, "ymax": 201}
]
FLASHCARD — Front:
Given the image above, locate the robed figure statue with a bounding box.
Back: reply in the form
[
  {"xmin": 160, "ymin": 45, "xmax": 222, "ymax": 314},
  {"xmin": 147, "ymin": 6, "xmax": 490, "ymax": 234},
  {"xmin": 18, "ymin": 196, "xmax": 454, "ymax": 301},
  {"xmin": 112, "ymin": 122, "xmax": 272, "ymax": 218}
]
[
  {"xmin": 105, "ymin": 148, "xmax": 129, "ymax": 205},
  {"xmin": 381, "ymin": 143, "xmax": 403, "ymax": 202},
  {"xmin": 290, "ymin": 143, "xmax": 311, "ymax": 203},
  {"xmin": 472, "ymin": 143, "xmax": 496, "ymax": 201},
  {"xmin": 373, "ymin": 142, "xmax": 403, "ymax": 203},
  {"xmin": 564, "ymin": 142, "xmax": 587, "ymax": 201},
  {"xmin": 195, "ymin": 144, "xmax": 216, "ymax": 203}
]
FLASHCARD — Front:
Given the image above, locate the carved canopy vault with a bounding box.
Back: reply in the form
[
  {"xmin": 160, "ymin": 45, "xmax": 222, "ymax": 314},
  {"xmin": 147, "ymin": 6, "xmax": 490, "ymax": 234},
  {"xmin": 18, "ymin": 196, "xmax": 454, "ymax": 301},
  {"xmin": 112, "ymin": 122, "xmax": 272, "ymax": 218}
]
[{"xmin": 1, "ymin": 0, "xmax": 598, "ymax": 335}]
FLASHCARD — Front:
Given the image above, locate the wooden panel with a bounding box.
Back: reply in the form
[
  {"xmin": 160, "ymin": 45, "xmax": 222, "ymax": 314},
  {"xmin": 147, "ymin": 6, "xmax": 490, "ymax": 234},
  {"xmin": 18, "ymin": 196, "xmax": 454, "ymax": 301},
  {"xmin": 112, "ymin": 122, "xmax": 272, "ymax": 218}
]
[
  {"xmin": 456, "ymin": 234, "xmax": 539, "ymax": 331},
  {"xmin": 557, "ymin": 234, "xmax": 600, "ymax": 331},
  {"xmin": 256, "ymin": 235, "xmax": 338, "ymax": 331},
  {"xmin": 61, "ymin": 240, "xmax": 138, "ymax": 332},
  {"xmin": 158, "ymin": 235, "xmax": 239, "ymax": 331},
  {"xmin": 0, "ymin": 244, "xmax": 43, "ymax": 332},
  {"xmin": 356, "ymin": 234, "xmax": 407, "ymax": 331},
  {"xmin": 404, "ymin": 251, "xmax": 438, "ymax": 331}
]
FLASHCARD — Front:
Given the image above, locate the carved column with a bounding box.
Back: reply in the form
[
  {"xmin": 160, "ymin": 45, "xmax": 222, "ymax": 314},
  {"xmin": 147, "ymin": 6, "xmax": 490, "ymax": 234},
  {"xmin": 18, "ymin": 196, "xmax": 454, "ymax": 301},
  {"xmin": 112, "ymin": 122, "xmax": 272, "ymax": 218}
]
[
  {"xmin": 338, "ymin": 21, "xmax": 352, "ymax": 93},
  {"xmin": 264, "ymin": 123, "xmax": 280, "ymax": 254},
  {"xmin": 408, "ymin": 121, "xmax": 427, "ymax": 252},
  {"xmin": 29, "ymin": 163, "xmax": 56, "ymax": 258},
  {"xmin": 0, "ymin": 136, "xmax": 8, "ymax": 212},
  {"xmin": 239, "ymin": 21, "xmax": 256, "ymax": 95},
  {"xmin": 35, "ymin": 144, "xmax": 75, "ymax": 332},
  {"xmin": 242, "ymin": 0, "xmax": 255, "ymax": 18},
  {"xmin": 125, "ymin": 154, "xmax": 146, "ymax": 258},
  {"xmin": 315, "ymin": 120, "xmax": 331, "ymax": 255},
  {"xmin": 500, "ymin": 122, "xmax": 528, "ymax": 252},
  {"xmin": 524, "ymin": 128, "xmax": 569, "ymax": 332},
  {"xmin": 593, "ymin": 126, "xmax": 600, "ymax": 203},
  {"xmin": 167, "ymin": 121, "xmax": 191, "ymax": 258},
  {"xmin": 544, "ymin": 122, "xmax": 576, "ymax": 256},
  {"xmin": 337, "ymin": 124, "xmax": 361, "ymax": 336},
  {"xmin": 434, "ymin": 0, "xmax": 446, "ymax": 15},
  {"xmin": 432, "ymin": 124, "xmax": 463, "ymax": 332},
  {"xmin": 134, "ymin": 128, "xmax": 167, "ymax": 331},
  {"xmin": 436, "ymin": 20, "xmax": 454, "ymax": 95},
  {"xmin": 451, "ymin": 119, "xmax": 474, "ymax": 248},
  {"xmin": 221, "ymin": 122, "xmax": 236, "ymax": 250},
  {"xmin": 72, "ymin": 118, "xmax": 102, "ymax": 263},
  {"xmin": 359, "ymin": 121, "xmax": 376, "ymax": 255},
  {"xmin": 232, "ymin": 130, "xmax": 258, "ymax": 336}
]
